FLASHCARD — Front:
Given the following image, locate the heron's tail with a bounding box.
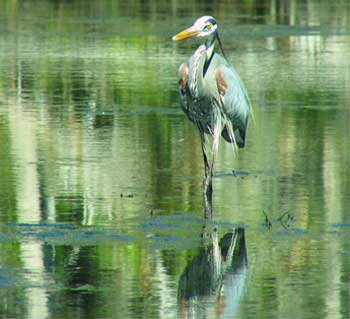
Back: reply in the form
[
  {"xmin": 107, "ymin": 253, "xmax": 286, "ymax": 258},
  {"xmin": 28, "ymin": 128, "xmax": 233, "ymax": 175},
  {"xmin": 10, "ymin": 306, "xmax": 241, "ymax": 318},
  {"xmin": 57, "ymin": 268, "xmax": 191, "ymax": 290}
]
[{"xmin": 222, "ymin": 126, "xmax": 246, "ymax": 148}]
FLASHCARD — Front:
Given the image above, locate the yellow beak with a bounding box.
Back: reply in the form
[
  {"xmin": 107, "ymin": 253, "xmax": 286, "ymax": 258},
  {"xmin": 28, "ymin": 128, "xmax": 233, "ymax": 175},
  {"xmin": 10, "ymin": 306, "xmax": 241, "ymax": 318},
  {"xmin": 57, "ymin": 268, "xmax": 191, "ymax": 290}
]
[{"xmin": 172, "ymin": 25, "xmax": 200, "ymax": 41}]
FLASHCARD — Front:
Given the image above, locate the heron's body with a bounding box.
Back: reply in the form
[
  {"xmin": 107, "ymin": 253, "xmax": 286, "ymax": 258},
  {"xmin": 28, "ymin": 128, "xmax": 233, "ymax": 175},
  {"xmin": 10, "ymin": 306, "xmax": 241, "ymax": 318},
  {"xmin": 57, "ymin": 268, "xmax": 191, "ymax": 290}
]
[
  {"xmin": 173, "ymin": 16, "xmax": 251, "ymax": 195},
  {"xmin": 179, "ymin": 45, "xmax": 250, "ymax": 147}
]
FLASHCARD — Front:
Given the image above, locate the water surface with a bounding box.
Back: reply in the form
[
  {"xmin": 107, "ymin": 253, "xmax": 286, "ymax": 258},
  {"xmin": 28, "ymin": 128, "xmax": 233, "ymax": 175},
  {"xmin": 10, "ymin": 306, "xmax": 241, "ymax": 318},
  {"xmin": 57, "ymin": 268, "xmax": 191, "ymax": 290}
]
[{"xmin": 0, "ymin": 1, "xmax": 350, "ymax": 318}]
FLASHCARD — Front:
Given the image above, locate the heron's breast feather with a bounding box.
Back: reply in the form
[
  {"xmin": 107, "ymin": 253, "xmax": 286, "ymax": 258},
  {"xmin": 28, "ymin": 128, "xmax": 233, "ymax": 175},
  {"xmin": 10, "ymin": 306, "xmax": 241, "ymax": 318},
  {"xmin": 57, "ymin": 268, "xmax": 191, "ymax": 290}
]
[
  {"xmin": 215, "ymin": 67, "xmax": 228, "ymax": 97},
  {"xmin": 179, "ymin": 63, "xmax": 189, "ymax": 90}
]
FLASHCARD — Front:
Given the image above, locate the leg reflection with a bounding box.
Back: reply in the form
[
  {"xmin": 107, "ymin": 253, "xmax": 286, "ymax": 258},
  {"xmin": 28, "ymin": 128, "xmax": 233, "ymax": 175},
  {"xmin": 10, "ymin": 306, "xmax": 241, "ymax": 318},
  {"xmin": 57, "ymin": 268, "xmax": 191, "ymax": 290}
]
[{"xmin": 203, "ymin": 189, "xmax": 213, "ymax": 220}]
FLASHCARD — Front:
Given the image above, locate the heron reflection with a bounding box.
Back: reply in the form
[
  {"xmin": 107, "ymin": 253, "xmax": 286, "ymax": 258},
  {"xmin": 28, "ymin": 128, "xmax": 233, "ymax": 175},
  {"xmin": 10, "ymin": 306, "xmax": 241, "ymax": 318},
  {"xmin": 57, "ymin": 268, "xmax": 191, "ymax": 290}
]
[
  {"xmin": 178, "ymin": 225, "xmax": 247, "ymax": 318},
  {"xmin": 178, "ymin": 192, "xmax": 247, "ymax": 318}
]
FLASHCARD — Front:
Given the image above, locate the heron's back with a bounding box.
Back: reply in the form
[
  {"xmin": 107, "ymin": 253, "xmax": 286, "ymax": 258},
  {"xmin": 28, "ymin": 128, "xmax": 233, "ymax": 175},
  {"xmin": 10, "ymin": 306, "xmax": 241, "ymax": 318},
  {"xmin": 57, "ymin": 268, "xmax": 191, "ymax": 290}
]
[{"xmin": 205, "ymin": 54, "xmax": 251, "ymax": 147}]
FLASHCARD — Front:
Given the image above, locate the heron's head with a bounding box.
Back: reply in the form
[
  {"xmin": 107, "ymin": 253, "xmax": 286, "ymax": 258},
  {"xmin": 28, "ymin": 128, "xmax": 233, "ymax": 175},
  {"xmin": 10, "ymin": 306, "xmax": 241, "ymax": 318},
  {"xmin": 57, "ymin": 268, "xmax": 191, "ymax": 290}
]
[{"xmin": 172, "ymin": 16, "xmax": 217, "ymax": 41}]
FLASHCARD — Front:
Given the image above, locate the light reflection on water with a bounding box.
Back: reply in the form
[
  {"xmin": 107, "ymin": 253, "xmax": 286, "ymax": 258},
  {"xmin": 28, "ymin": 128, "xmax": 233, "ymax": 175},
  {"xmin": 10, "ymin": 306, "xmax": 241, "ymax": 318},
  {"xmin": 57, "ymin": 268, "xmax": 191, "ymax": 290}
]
[{"xmin": 0, "ymin": 0, "xmax": 350, "ymax": 318}]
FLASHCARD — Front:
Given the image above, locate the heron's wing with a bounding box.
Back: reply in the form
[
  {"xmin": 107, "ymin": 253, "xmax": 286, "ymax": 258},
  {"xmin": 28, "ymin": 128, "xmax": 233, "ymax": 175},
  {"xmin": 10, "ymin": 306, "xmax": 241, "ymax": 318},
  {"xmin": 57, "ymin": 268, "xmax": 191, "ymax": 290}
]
[
  {"xmin": 215, "ymin": 63, "xmax": 251, "ymax": 147},
  {"xmin": 177, "ymin": 63, "xmax": 190, "ymax": 118}
]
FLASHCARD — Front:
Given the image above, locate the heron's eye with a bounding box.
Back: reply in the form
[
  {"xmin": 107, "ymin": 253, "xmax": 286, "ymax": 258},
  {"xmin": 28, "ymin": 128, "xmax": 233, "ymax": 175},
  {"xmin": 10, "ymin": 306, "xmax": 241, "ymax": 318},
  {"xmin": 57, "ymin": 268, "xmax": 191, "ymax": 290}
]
[{"xmin": 204, "ymin": 23, "xmax": 212, "ymax": 31}]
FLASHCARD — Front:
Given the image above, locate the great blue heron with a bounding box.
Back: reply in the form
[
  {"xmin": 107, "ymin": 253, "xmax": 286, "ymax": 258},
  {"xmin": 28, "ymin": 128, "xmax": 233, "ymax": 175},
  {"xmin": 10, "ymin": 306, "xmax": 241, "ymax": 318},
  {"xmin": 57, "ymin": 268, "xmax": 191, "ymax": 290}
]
[{"xmin": 172, "ymin": 16, "xmax": 251, "ymax": 196}]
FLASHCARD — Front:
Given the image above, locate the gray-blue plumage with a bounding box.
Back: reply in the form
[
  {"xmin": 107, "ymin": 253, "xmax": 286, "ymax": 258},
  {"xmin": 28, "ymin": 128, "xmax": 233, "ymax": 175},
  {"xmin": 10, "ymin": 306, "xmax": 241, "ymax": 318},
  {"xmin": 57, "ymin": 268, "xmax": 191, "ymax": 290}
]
[{"xmin": 178, "ymin": 45, "xmax": 250, "ymax": 147}]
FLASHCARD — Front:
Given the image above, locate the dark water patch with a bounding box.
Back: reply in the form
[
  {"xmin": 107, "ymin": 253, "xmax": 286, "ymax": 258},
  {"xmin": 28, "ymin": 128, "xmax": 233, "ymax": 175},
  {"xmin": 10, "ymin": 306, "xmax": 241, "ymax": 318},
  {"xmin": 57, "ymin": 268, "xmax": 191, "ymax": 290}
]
[
  {"xmin": 135, "ymin": 214, "xmax": 242, "ymax": 231},
  {"xmin": 122, "ymin": 105, "xmax": 182, "ymax": 117},
  {"xmin": 4, "ymin": 222, "xmax": 76, "ymax": 229},
  {"xmin": 271, "ymin": 228, "xmax": 309, "ymax": 238},
  {"xmin": 0, "ymin": 223, "xmax": 133, "ymax": 245},
  {"xmin": 0, "ymin": 270, "xmax": 13, "ymax": 288},
  {"xmin": 330, "ymin": 223, "xmax": 350, "ymax": 229},
  {"xmin": 148, "ymin": 234, "xmax": 202, "ymax": 250},
  {"xmin": 215, "ymin": 169, "xmax": 276, "ymax": 178}
]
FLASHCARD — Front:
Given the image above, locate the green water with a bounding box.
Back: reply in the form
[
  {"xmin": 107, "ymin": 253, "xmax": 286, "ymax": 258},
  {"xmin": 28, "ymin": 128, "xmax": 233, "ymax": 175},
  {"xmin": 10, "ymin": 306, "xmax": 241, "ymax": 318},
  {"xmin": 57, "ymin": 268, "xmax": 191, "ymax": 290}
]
[{"xmin": 0, "ymin": 1, "xmax": 349, "ymax": 318}]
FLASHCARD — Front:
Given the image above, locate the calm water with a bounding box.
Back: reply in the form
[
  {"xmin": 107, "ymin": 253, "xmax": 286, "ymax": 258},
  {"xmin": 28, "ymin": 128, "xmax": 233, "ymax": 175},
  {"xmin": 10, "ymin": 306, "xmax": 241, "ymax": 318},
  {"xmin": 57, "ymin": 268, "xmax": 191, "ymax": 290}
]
[{"xmin": 0, "ymin": 1, "xmax": 350, "ymax": 318}]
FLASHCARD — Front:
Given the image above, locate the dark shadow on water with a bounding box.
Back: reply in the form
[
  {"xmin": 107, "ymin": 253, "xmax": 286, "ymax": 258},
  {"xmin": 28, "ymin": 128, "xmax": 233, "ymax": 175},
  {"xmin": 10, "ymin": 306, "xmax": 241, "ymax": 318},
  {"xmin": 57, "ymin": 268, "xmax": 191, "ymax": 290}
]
[{"xmin": 177, "ymin": 192, "xmax": 248, "ymax": 317}]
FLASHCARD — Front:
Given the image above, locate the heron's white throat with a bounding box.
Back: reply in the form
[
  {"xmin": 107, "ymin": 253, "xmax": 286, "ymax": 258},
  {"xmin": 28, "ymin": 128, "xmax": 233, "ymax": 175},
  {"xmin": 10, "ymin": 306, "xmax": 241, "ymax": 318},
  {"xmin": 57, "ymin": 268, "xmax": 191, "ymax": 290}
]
[
  {"xmin": 205, "ymin": 34, "xmax": 216, "ymax": 61},
  {"xmin": 205, "ymin": 42, "xmax": 215, "ymax": 61}
]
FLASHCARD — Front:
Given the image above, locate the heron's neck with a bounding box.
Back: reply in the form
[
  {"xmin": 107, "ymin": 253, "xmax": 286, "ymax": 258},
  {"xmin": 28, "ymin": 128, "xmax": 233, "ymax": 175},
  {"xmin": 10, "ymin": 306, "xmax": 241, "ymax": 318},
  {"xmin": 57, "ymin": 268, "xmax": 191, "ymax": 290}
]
[
  {"xmin": 203, "ymin": 35, "xmax": 216, "ymax": 77},
  {"xmin": 189, "ymin": 35, "xmax": 217, "ymax": 99},
  {"xmin": 189, "ymin": 45, "xmax": 207, "ymax": 99},
  {"xmin": 205, "ymin": 34, "xmax": 216, "ymax": 61}
]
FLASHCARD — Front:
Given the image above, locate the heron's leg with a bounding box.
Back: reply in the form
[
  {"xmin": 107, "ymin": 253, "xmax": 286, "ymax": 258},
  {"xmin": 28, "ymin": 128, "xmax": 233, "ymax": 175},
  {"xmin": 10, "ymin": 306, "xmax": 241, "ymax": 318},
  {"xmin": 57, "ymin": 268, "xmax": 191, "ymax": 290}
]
[
  {"xmin": 200, "ymin": 133, "xmax": 213, "ymax": 197},
  {"xmin": 203, "ymin": 188, "xmax": 213, "ymax": 219},
  {"xmin": 204, "ymin": 116, "xmax": 221, "ymax": 196}
]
